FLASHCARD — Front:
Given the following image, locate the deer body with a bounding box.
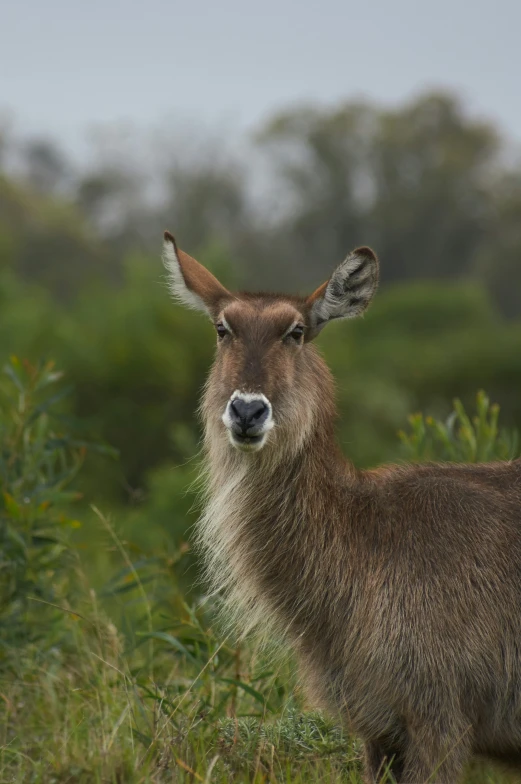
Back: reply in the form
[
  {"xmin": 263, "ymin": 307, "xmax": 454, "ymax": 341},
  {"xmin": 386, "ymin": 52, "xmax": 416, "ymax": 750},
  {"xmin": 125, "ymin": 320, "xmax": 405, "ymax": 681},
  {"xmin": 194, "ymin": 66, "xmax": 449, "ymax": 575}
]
[{"xmin": 163, "ymin": 231, "xmax": 521, "ymax": 783}]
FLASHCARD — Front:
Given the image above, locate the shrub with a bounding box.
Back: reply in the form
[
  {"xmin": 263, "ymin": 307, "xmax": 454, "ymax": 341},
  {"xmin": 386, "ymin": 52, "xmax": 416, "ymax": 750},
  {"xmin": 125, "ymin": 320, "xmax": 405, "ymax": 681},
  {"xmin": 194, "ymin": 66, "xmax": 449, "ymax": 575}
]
[
  {"xmin": 399, "ymin": 389, "xmax": 520, "ymax": 463},
  {"xmin": 0, "ymin": 356, "xmax": 115, "ymax": 661}
]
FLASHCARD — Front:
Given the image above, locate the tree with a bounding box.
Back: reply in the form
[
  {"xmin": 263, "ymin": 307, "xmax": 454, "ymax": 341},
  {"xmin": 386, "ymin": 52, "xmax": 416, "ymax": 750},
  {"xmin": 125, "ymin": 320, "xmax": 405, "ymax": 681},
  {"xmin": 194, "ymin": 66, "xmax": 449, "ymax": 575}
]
[
  {"xmin": 474, "ymin": 172, "xmax": 521, "ymax": 318},
  {"xmin": 257, "ymin": 92, "xmax": 503, "ymax": 289},
  {"xmin": 23, "ymin": 138, "xmax": 71, "ymax": 195}
]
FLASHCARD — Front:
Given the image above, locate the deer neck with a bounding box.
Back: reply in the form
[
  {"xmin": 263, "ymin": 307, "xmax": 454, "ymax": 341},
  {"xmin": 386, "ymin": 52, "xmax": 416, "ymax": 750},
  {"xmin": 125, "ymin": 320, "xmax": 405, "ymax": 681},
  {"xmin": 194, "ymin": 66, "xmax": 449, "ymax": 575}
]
[{"xmin": 198, "ymin": 405, "xmax": 355, "ymax": 641}]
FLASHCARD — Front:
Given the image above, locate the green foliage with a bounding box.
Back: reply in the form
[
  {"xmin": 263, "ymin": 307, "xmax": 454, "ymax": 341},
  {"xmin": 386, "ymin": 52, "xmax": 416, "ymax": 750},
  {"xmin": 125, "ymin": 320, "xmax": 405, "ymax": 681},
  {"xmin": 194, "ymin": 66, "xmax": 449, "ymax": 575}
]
[
  {"xmin": 399, "ymin": 390, "xmax": 520, "ymax": 463},
  {"xmin": 0, "ymin": 357, "xmax": 115, "ymax": 658},
  {"xmin": 4, "ymin": 88, "xmax": 521, "ymax": 310},
  {"xmin": 216, "ymin": 711, "xmax": 360, "ymax": 781},
  {"xmin": 0, "ymin": 174, "xmax": 110, "ymax": 300},
  {"xmin": 3, "ymin": 255, "xmax": 521, "ymax": 488},
  {"xmin": 322, "ymin": 282, "xmax": 521, "ymax": 467}
]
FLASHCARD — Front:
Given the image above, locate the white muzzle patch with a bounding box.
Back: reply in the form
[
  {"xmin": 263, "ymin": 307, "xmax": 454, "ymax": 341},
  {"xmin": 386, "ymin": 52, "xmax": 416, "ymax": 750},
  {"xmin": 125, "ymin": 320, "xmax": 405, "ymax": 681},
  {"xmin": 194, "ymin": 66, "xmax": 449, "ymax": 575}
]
[{"xmin": 222, "ymin": 391, "xmax": 274, "ymax": 452}]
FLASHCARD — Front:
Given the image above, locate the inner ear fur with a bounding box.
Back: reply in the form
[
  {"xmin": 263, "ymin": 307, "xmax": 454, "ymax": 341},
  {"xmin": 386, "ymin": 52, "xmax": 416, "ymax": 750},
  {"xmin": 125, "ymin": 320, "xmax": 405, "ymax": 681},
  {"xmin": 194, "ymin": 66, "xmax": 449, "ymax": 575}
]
[{"xmin": 163, "ymin": 231, "xmax": 232, "ymax": 317}]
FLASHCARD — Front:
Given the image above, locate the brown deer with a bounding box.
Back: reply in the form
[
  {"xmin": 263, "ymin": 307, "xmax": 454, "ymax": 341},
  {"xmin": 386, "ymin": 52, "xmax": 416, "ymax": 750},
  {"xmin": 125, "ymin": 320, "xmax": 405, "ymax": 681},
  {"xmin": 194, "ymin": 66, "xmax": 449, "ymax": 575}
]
[{"xmin": 163, "ymin": 230, "xmax": 521, "ymax": 784}]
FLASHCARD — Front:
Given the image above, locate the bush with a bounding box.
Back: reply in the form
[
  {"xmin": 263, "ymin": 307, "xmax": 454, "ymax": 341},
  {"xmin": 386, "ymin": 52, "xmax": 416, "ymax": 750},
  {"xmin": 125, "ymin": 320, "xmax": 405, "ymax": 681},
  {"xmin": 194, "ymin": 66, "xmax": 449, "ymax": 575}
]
[
  {"xmin": 0, "ymin": 357, "xmax": 115, "ymax": 660},
  {"xmin": 399, "ymin": 390, "xmax": 520, "ymax": 463}
]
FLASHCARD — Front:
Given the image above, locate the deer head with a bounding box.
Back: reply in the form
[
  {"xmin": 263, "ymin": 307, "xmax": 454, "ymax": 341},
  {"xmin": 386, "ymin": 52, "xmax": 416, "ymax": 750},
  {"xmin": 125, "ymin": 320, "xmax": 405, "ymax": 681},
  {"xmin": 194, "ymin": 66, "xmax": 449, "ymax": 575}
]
[{"xmin": 163, "ymin": 231, "xmax": 379, "ymax": 455}]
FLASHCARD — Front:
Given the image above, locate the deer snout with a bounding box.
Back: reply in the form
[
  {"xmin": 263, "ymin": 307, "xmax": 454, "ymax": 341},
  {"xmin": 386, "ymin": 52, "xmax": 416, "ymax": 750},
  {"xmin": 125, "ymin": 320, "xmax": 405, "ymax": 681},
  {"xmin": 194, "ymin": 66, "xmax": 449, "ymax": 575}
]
[
  {"xmin": 229, "ymin": 398, "xmax": 269, "ymax": 435},
  {"xmin": 222, "ymin": 392, "xmax": 274, "ymax": 451}
]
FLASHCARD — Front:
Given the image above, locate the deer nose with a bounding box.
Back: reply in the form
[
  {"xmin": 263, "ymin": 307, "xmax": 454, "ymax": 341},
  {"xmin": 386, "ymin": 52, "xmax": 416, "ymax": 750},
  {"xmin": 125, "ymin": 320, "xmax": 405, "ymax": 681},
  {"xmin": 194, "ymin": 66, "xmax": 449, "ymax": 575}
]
[{"xmin": 229, "ymin": 397, "xmax": 269, "ymax": 435}]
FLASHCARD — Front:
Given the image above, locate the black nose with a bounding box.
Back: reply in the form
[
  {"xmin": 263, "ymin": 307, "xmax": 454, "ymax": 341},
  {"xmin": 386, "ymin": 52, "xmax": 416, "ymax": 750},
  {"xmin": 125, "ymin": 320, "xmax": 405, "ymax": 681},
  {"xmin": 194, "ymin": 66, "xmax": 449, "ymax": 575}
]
[{"xmin": 229, "ymin": 398, "xmax": 269, "ymax": 436}]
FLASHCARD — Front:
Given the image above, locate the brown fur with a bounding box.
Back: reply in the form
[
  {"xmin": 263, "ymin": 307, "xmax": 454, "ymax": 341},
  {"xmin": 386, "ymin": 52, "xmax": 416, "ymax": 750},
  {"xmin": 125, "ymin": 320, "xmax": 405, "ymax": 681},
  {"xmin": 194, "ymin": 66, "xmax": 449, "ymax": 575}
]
[{"xmin": 163, "ymin": 232, "xmax": 521, "ymax": 783}]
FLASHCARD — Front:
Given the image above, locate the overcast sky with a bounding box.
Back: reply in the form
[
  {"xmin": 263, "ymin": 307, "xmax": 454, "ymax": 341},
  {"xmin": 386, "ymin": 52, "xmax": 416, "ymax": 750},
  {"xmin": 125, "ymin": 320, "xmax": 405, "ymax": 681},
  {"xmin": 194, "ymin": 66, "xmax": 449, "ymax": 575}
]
[{"xmin": 2, "ymin": 0, "xmax": 520, "ymax": 157}]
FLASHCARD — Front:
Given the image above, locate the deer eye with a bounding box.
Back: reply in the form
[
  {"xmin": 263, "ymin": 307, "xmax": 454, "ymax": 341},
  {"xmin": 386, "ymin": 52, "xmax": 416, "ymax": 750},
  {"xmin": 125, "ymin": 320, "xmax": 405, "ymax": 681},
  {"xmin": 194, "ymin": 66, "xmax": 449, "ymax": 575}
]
[
  {"xmin": 285, "ymin": 324, "xmax": 305, "ymax": 343},
  {"xmin": 216, "ymin": 322, "xmax": 229, "ymax": 340}
]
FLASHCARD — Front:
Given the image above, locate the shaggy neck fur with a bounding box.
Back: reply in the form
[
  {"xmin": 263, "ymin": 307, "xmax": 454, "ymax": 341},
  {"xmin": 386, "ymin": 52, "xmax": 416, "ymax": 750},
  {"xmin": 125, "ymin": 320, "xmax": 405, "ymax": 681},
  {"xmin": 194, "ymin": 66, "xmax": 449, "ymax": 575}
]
[{"xmin": 197, "ymin": 347, "xmax": 357, "ymax": 654}]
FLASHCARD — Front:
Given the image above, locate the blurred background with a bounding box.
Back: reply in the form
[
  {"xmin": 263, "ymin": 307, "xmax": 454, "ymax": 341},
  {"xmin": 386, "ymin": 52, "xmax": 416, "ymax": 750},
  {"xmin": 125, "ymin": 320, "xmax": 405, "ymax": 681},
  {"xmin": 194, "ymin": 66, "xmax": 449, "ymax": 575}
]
[{"xmin": 1, "ymin": 0, "xmax": 521, "ymax": 581}]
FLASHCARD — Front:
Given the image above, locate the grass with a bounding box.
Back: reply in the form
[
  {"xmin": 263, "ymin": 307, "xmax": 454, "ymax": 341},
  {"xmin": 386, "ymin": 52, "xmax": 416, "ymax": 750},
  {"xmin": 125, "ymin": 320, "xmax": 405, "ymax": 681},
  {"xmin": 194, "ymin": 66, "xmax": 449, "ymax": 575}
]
[
  {"xmin": 1, "ymin": 524, "xmax": 520, "ymax": 784},
  {"xmin": 0, "ymin": 567, "xmax": 361, "ymax": 784}
]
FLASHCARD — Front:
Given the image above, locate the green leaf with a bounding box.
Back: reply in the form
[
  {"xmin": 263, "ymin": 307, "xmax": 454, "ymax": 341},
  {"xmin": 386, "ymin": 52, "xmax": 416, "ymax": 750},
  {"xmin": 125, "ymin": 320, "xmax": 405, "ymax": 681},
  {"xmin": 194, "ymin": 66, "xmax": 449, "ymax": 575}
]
[
  {"xmin": 135, "ymin": 631, "xmax": 199, "ymax": 665},
  {"xmin": 27, "ymin": 385, "xmax": 74, "ymax": 424},
  {"xmin": 68, "ymin": 440, "xmax": 119, "ymax": 459},
  {"xmin": 3, "ymin": 361, "xmax": 24, "ymax": 392},
  {"xmin": 3, "ymin": 492, "xmax": 21, "ymax": 519},
  {"xmin": 131, "ymin": 728, "xmax": 153, "ymax": 748},
  {"xmin": 218, "ymin": 677, "xmax": 274, "ymax": 710}
]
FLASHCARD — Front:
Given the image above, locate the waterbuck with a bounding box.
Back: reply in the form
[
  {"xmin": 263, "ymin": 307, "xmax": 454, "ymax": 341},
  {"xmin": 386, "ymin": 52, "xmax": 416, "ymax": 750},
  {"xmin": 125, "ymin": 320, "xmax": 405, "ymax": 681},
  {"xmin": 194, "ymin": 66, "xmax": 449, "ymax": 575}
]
[{"xmin": 163, "ymin": 230, "xmax": 521, "ymax": 783}]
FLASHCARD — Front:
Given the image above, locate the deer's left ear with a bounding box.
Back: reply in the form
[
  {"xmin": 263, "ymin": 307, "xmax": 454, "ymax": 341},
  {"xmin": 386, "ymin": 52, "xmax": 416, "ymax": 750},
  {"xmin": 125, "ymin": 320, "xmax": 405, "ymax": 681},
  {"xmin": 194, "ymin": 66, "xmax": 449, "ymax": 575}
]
[
  {"xmin": 305, "ymin": 247, "xmax": 379, "ymax": 339},
  {"xmin": 162, "ymin": 231, "xmax": 232, "ymax": 318}
]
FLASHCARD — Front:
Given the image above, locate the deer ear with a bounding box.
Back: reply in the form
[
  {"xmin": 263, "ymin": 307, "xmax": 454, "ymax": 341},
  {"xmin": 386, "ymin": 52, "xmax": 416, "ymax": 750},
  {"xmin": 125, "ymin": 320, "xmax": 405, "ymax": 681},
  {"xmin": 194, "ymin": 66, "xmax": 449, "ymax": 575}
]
[
  {"xmin": 306, "ymin": 247, "xmax": 379, "ymax": 338},
  {"xmin": 162, "ymin": 231, "xmax": 232, "ymax": 317}
]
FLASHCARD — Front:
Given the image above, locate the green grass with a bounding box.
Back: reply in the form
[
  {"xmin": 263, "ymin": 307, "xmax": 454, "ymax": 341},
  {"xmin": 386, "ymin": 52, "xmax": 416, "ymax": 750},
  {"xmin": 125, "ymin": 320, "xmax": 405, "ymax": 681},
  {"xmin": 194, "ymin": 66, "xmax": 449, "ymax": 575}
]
[
  {"xmin": 0, "ymin": 570, "xmax": 359, "ymax": 784},
  {"xmin": 1, "ymin": 521, "xmax": 519, "ymax": 784}
]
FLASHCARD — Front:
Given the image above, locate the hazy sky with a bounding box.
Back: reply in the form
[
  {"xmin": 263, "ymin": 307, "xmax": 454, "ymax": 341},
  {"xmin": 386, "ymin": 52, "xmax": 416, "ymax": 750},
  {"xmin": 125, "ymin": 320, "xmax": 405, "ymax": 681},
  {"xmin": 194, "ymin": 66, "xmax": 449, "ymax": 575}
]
[{"xmin": 2, "ymin": 0, "xmax": 521, "ymax": 156}]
